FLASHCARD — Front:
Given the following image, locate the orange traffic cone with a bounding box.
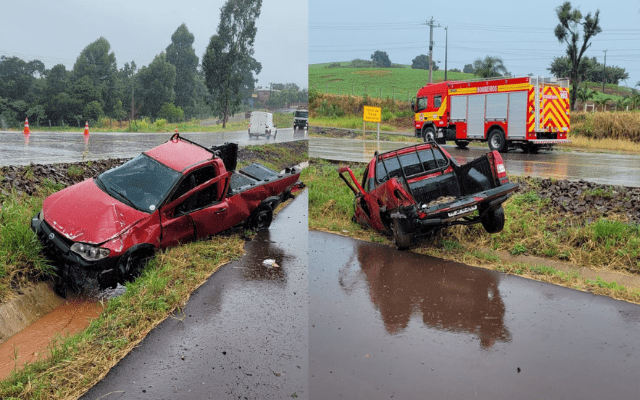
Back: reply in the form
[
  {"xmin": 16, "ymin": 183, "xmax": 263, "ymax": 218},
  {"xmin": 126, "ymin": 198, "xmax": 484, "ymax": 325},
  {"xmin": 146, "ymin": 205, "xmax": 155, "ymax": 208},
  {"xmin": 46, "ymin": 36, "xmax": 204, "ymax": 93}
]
[
  {"xmin": 84, "ymin": 121, "xmax": 89, "ymax": 136},
  {"xmin": 24, "ymin": 118, "xmax": 30, "ymax": 134},
  {"xmin": 175, "ymin": 126, "xmax": 178, "ymax": 133}
]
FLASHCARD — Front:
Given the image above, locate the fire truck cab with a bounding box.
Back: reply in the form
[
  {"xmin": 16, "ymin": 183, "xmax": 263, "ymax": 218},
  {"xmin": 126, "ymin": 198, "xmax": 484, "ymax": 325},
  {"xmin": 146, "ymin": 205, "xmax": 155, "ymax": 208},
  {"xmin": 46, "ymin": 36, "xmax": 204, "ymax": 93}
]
[{"xmin": 412, "ymin": 76, "xmax": 570, "ymax": 153}]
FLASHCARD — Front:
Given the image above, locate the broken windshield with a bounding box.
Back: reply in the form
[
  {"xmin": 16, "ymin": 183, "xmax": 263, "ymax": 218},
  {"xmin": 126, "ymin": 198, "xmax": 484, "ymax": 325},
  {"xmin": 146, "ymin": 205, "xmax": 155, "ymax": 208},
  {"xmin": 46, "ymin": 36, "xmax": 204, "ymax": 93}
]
[{"xmin": 96, "ymin": 154, "xmax": 181, "ymax": 213}]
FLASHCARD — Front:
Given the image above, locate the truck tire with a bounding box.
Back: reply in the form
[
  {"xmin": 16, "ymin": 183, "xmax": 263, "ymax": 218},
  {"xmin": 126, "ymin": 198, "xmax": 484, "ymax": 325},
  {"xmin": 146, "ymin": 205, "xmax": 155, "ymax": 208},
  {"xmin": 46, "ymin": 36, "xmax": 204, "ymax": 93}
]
[
  {"xmin": 422, "ymin": 126, "xmax": 436, "ymax": 143},
  {"xmin": 391, "ymin": 218, "xmax": 411, "ymax": 250},
  {"xmin": 488, "ymin": 129, "xmax": 508, "ymax": 153},
  {"xmin": 248, "ymin": 204, "xmax": 273, "ymax": 231},
  {"xmin": 481, "ymin": 206, "xmax": 505, "ymax": 234},
  {"xmin": 455, "ymin": 140, "xmax": 470, "ymax": 149},
  {"xmin": 119, "ymin": 247, "xmax": 154, "ymax": 283}
]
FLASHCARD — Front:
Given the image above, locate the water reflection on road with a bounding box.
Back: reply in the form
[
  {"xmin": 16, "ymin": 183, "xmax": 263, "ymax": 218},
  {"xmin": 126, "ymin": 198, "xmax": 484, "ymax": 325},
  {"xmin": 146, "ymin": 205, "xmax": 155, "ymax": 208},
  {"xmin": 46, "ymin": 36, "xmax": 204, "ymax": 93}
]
[
  {"xmin": 0, "ymin": 127, "xmax": 307, "ymax": 166},
  {"xmin": 309, "ymin": 137, "xmax": 640, "ymax": 187},
  {"xmin": 310, "ymin": 231, "xmax": 640, "ymax": 399}
]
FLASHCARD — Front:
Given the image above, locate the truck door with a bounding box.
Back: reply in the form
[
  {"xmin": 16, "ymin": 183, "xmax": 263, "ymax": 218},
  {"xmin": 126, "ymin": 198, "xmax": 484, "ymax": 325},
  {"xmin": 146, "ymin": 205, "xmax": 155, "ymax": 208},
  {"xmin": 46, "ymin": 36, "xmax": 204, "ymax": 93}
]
[
  {"xmin": 160, "ymin": 166, "xmax": 230, "ymax": 247},
  {"xmin": 338, "ymin": 162, "xmax": 385, "ymax": 231}
]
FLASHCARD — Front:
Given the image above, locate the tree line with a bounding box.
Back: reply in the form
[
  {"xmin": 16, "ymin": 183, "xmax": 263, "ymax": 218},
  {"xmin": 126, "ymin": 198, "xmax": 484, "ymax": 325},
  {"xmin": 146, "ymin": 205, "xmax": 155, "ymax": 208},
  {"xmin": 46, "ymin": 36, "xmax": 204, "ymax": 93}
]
[{"xmin": 0, "ymin": 0, "xmax": 306, "ymax": 130}]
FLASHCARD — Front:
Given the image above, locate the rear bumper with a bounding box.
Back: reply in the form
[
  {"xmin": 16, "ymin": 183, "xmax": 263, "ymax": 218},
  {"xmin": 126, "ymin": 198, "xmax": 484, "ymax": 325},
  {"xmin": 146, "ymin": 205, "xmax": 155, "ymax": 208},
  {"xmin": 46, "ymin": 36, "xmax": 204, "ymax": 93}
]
[
  {"xmin": 528, "ymin": 139, "xmax": 571, "ymax": 144},
  {"xmin": 394, "ymin": 184, "xmax": 518, "ymax": 235}
]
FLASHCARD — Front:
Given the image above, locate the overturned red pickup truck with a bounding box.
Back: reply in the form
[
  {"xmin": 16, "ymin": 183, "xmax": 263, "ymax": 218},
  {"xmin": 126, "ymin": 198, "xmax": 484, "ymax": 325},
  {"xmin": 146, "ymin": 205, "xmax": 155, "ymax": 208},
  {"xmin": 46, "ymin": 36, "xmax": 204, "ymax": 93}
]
[
  {"xmin": 31, "ymin": 134, "xmax": 303, "ymax": 290},
  {"xmin": 339, "ymin": 142, "xmax": 518, "ymax": 249}
]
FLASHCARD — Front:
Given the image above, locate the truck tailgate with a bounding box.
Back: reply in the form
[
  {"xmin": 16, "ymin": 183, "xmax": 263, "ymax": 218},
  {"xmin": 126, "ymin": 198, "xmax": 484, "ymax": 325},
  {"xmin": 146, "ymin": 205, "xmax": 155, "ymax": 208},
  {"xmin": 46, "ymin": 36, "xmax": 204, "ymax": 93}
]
[
  {"xmin": 229, "ymin": 163, "xmax": 291, "ymax": 195},
  {"xmin": 422, "ymin": 182, "xmax": 518, "ymax": 217}
]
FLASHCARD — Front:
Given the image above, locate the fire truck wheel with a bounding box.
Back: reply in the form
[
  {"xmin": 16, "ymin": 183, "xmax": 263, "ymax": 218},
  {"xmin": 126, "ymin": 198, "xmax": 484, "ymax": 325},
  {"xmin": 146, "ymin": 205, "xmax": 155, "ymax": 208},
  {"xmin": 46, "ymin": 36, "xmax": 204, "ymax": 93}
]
[
  {"xmin": 391, "ymin": 218, "xmax": 411, "ymax": 250},
  {"xmin": 454, "ymin": 140, "xmax": 469, "ymax": 149},
  {"xmin": 488, "ymin": 129, "xmax": 508, "ymax": 153},
  {"xmin": 481, "ymin": 206, "xmax": 505, "ymax": 234},
  {"xmin": 422, "ymin": 126, "xmax": 436, "ymax": 143}
]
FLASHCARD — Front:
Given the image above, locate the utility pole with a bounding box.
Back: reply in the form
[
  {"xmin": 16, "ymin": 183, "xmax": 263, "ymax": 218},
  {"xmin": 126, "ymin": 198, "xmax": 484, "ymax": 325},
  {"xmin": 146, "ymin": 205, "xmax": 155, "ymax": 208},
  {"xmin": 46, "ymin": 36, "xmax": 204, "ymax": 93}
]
[
  {"xmin": 602, "ymin": 50, "xmax": 607, "ymax": 93},
  {"xmin": 425, "ymin": 17, "xmax": 440, "ymax": 83},
  {"xmin": 444, "ymin": 26, "xmax": 448, "ymax": 82}
]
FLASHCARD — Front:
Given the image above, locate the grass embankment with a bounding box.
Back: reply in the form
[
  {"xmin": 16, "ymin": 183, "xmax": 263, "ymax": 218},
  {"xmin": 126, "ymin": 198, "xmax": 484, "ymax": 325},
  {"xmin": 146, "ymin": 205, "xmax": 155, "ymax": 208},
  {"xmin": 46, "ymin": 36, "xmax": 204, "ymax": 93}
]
[
  {"xmin": 0, "ymin": 141, "xmax": 307, "ymax": 398},
  {"xmin": 309, "ymin": 63, "xmax": 472, "ymax": 99},
  {"xmin": 11, "ymin": 112, "xmax": 295, "ymax": 134},
  {"xmin": 305, "ymin": 160, "xmax": 640, "ymax": 303}
]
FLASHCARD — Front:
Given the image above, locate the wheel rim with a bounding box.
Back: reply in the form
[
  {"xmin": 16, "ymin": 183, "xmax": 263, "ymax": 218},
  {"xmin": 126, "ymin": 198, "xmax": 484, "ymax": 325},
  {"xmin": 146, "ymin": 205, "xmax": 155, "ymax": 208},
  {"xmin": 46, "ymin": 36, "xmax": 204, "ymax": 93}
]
[{"xmin": 490, "ymin": 133, "xmax": 501, "ymax": 149}]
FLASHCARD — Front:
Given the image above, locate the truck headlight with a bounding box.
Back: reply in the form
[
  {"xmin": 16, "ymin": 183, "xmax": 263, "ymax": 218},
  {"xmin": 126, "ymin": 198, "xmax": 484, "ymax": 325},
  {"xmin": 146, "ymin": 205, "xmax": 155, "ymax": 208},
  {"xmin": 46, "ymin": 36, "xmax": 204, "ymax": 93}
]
[{"xmin": 70, "ymin": 243, "xmax": 110, "ymax": 261}]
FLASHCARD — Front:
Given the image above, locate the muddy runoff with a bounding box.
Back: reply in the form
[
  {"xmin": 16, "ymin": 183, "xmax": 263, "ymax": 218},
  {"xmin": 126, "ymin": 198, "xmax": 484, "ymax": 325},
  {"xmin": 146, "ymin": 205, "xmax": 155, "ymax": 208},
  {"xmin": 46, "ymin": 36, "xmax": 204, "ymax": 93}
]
[
  {"xmin": 310, "ymin": 231, "xmax": 640, "ymax": 399},
  {"xmin": 80, "ymin": 190, "xmax": 308, "ymax": 400},
  {"xmin": 0, "ymin": 295, "xmax": 103, "ymax": 380}
]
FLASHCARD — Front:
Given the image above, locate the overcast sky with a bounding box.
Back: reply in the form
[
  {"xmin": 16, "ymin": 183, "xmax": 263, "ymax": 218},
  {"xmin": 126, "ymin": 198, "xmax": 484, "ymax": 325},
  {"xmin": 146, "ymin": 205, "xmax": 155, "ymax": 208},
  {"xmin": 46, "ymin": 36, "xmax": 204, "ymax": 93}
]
[
  {"xmin": 0, "ymin": 0, "xmax": 308, "ymax": 89},
  {"xmin": 310, "ymin": 0, "xmax": 640, "ymax": 89}
]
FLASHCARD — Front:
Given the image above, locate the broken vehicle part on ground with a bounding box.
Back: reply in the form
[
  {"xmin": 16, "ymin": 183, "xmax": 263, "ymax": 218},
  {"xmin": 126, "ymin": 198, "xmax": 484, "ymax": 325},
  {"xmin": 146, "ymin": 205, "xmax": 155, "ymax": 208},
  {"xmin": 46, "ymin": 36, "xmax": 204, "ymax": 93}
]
[
  {"xmin": 31, "ymin": 134, "xmax": 304, "ymax": 292},
  {"xmin": 339, "ymin": 141, "xmax": 518, "ymax": 249}
]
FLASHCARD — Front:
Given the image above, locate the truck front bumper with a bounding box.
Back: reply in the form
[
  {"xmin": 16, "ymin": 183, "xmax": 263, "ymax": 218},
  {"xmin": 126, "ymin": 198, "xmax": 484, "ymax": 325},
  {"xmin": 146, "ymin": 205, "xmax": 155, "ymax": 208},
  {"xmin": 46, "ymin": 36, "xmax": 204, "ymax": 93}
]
[{"xmin": 31, "ymin": 213, "xmax": 121, "ymax": 290}]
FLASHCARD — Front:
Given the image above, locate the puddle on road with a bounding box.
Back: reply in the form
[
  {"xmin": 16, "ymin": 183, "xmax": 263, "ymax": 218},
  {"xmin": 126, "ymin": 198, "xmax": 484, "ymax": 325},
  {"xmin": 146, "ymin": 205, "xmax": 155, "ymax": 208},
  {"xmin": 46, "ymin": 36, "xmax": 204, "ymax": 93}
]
[
  {"xmin": 310, "ymin": 231, "xmax": 640, "ymax": 399},
  {"xmin": 0, "ymin": 296, "xmax": 103, "ymax": 380}
]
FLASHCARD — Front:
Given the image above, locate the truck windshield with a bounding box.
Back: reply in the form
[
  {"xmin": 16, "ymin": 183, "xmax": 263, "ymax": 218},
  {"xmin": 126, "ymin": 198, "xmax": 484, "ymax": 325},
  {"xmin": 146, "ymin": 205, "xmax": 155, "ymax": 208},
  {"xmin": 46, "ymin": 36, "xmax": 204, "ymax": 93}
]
[
  {"xmin": 376, "ymin": 148, "xmax": 448, "ymax": 183},
  {"xmin": 96, "ymin": 154, "xmax": 181, "ymax": 213},
  {"xmin": 295, "ymin": 111, "xmax": 308, "ymax": 118}
]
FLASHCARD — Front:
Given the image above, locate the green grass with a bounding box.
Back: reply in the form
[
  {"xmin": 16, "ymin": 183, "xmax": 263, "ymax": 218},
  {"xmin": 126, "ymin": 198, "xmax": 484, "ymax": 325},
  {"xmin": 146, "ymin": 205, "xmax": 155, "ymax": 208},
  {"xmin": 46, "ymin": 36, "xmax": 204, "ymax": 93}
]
[
  {"xmin": 67, "ymin": 165, "xmax": 84, "ymax": 179},
  {"xmin": 309, "ymin": 63, "xmax": 474, "ymax": 99}
]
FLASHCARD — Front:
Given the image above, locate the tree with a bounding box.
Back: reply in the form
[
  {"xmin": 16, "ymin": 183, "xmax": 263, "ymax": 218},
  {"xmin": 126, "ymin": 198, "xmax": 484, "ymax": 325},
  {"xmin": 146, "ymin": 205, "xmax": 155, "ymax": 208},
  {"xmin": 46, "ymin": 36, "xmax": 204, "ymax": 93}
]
[
  {"xmin": 575, "ymin": 83, "xmax": 596, "ymax": 106},
  {"xmin": 370, "ymin": 51, "xmax": 391, "ymax": 68},
  {"xmin": 463, "ymin": 64, "xmax": 473, "ymax": 74},
  {"xmin": 554, "ymin": 1, "xmax": 601, "ymax": 110},
  {"xmin": 549, "ymin": 55, "xmax": 628, "ymax": 84},
  {"xmin": 72, "ymin": 37, "xmax": 120, "ymax": 116},
  {"xmin": 203, "ymin": 0, "xmax": 262, "ymax": 127},
  {"xmin": 472, "ymin": 56, "xmax": 509, "ymax": 78},
  {"xmin": 136, "ymin": 53, "xmax": 176, "ymax": 118},
  {"xmin": 411, "ymin": 54, "xmax": 429, "ymax": 70},
  {"xmin": 166, "ymin": 24, "xmax": 199, "ymax": 111}
]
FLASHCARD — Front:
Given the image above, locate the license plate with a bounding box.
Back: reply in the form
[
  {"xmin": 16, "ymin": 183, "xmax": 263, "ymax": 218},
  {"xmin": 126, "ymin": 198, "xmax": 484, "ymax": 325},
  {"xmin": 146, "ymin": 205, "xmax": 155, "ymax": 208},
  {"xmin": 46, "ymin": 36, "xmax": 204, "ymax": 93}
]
[{"xmin": 448, "ymin": 205, "xmax": 477, "ymax": 217}]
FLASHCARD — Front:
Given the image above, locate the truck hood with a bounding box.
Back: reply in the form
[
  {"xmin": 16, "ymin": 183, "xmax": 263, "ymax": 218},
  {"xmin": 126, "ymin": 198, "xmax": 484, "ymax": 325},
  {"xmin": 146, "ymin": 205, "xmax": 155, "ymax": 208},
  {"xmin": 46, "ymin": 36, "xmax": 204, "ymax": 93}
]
[{"xmin": 42, "ymin": 179, "xmax": 149, "ymax": 244}]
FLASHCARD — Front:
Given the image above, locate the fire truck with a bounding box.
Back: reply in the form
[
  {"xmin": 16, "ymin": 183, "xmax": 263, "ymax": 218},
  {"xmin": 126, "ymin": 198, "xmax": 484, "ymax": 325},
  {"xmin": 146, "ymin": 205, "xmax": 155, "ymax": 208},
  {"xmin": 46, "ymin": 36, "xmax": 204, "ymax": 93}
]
[{"xmin": 412, "ymin": 76, "xmax": 571, "ymax": 153}]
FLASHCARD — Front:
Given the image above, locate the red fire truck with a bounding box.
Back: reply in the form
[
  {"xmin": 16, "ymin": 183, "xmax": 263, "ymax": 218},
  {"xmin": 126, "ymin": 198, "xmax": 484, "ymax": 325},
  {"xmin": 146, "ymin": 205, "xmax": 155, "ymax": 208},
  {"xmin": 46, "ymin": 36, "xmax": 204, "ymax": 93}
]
[{"xmin": 412, "ymin": 76, "xmax": 571, "ymax": 153}]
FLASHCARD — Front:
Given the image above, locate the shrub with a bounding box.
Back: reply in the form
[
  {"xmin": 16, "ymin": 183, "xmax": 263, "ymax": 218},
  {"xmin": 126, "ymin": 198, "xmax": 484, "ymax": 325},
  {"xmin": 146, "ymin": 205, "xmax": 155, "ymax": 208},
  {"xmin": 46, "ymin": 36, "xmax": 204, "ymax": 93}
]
[{"xmin": 157, "ymin": 103, "xmax": 184, "ymax": 123}]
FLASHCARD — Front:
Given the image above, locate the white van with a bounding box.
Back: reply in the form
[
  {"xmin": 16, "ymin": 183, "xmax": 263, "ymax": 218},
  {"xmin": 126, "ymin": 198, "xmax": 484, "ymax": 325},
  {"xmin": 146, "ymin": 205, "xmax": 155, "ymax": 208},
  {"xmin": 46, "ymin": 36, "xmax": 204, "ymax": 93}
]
[{"xmin": 248, "ymin": 111, "xmax": 277, "ymax": 139}]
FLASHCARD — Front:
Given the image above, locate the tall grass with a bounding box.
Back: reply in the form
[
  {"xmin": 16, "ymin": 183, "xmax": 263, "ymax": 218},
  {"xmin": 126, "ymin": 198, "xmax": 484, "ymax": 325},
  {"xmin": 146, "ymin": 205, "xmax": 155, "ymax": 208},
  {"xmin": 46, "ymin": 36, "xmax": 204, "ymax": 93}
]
[{"xmin": 569, "ymin": 111, "xmax": 640, "ymax": 142}]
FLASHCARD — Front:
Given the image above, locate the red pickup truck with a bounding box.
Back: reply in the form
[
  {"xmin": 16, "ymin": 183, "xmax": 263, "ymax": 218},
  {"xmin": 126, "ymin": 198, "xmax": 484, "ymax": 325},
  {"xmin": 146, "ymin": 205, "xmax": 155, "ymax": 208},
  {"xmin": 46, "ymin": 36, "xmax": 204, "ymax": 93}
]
[
  {"xmin": 339, "ymin": 142, "xmax": 518, "ymax": 249},
  {"xmin": 31, "ymin": 134, "xmax": 303, "ymax": 291}
]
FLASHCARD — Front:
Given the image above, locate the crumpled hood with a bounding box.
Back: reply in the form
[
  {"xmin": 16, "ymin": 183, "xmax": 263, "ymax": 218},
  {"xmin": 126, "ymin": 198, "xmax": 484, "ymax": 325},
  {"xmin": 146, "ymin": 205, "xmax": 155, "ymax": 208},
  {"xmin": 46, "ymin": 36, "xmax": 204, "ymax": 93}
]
[{"xmin": 42, "ymin": 179, "xmax": 149, "ymax": 244}]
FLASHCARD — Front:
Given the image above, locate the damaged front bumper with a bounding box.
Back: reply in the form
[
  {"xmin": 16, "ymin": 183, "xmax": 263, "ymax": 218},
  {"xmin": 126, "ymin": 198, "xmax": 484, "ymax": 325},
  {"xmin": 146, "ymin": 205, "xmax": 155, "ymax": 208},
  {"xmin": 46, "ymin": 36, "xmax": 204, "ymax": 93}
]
[{"xmin": 31, "ymin": 212, "xmax": 121, "ymax": 290}]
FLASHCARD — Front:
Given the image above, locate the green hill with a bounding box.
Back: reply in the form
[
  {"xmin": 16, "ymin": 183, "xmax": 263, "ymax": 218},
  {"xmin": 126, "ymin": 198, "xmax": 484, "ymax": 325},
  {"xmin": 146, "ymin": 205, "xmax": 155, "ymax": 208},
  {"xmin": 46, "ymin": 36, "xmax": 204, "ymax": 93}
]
[{"xmin": 309, "ymin": 62, "xmax": 475, "ymax": 100}]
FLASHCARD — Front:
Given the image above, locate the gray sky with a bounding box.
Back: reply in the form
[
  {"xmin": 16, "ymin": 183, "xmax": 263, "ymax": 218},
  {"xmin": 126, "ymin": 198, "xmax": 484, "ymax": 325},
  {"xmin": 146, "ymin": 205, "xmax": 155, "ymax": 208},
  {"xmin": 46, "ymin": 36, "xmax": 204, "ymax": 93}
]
[
  {"xmin": 310, "ymin": 0, "xmax": 640, "ymax": 89},
  {"xmin": 0, "ymin": 0, "xmax": 308, "ymax": 89}
]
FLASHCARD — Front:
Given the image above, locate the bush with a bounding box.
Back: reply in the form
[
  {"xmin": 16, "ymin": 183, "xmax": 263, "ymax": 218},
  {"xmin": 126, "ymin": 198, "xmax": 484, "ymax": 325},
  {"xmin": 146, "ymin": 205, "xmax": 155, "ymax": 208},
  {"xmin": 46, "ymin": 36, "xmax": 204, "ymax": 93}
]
[
  {"xmin": 157, "ymin": 103, "xmax": 184, "ymax": 123},
  {"xmin": 84, "ymin": 101, "xmax": 104, "ymax": 121},
  {"xmin": 154, "ymin": 118, "xmax": 168, "ymax": 131},
  {"xmin": 328, "ymin": 62, "xmax": 342, "ymax": 68}
]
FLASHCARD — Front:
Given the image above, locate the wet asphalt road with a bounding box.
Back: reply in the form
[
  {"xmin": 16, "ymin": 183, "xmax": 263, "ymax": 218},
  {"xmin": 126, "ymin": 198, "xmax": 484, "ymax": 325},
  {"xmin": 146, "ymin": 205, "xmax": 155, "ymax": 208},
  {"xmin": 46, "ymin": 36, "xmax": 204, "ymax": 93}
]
[
  {"xmin": 0, "ymin": 127, "xmax": 308, "ymax": 166},
  {"xmin": 309, "ymin": 231, "xmax": 640, "ymax": 400},
  {"xmin": 309, "ymin": 137, "xmax": 640, "ymax": 188},
  {"xmin": 81, "ymin": 190, "xmax": 308, "ymax": 400}
]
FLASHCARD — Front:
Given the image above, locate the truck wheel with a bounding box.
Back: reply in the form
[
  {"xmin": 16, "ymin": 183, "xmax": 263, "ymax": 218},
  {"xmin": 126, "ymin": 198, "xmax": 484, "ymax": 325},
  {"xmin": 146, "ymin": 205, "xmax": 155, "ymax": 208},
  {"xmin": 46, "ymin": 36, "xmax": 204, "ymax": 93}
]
[
  {"xmin": 422, "ymin": 126, "xmax": 436, "ymax": 143},
  {"xmin": 481, "ymin": 206, "xmax": 505, "ymax": 234},
  {"xmin": 119, "ymin": 248, "xmax": 154, "ymax": 283},
  {"xmin": 248, "ymin": 204, "xmax": 273, "ymax": 231},
  {"xmin": 391, "ymin": 218, "xmax": 411, "ymax": 250},
  {"xmin": 488, "ymin": 129, "xmax": 508, "ymax": 153},
  {"xmin": 455, "ymin": 140, "xmax": 469, "ymax": 149}
]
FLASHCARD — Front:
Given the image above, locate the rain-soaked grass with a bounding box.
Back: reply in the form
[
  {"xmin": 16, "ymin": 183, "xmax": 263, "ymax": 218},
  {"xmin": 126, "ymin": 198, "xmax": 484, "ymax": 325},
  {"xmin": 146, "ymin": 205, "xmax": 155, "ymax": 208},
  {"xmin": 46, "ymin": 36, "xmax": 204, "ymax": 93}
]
[{"xmin": 306, "ymin": 159, "xmax": 640, "ymax": 304}]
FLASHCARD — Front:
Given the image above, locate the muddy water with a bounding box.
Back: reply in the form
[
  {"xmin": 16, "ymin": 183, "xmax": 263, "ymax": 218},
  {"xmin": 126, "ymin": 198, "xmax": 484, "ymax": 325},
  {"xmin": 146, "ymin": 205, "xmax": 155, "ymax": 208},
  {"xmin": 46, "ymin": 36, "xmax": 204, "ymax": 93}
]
[
  {"xmin": 81, "ymin": 190, "xmax": 308, "ymax": 400},
  {"xmin": 309, "ymin": 232, "xmax": 640, "ymax": 399},
  {"xmin": 0, "ymin": 297, "xmax": 103, "ymax": 380}
]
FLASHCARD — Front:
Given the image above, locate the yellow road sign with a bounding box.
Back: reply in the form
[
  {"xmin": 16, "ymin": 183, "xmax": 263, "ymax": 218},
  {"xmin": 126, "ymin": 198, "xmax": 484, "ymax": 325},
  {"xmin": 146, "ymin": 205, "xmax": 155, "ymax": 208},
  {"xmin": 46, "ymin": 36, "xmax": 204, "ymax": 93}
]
[{"xmin": 363, "ymin": 106, "xmax": 381, "ymax": 123}]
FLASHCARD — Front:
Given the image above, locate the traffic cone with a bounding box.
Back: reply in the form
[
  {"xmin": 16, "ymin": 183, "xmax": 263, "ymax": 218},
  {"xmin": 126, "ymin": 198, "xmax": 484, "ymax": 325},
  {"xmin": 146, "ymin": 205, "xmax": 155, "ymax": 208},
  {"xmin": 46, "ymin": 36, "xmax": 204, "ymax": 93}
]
[
  {"xmin": 24, "ymin": 118, "xmax": 30, "ymax": 134},
  {"xmin": 84, "ymin": 121, "xmax": 89, "ymax": 136},
  {"xmin": 175, "ymin": 127, "xmax": 178, "ymax": 133}
]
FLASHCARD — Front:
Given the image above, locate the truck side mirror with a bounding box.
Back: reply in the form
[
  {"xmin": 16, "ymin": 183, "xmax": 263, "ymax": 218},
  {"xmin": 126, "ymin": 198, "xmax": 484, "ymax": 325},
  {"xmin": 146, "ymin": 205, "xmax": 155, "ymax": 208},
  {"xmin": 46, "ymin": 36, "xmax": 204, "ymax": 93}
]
[{"xmin": 411, "ymin": 100, "xmax": 415, "ymax": 111}]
